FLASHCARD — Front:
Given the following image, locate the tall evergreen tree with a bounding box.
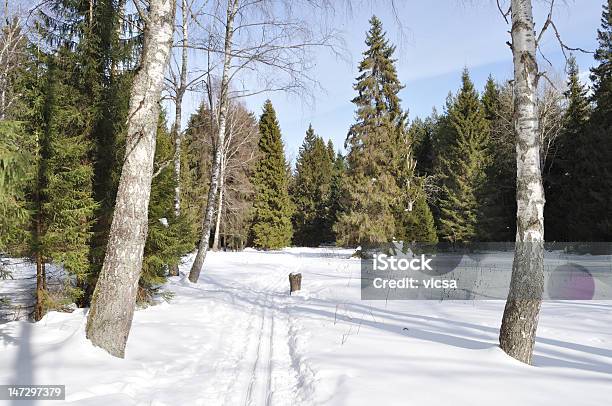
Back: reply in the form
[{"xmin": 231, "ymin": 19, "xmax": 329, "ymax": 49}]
[
  {"xmin": 436, "ymin": 69, "xmax": 490, "ymax": 243},
  {"xmin": 328, "ymin": 151, "xmax": 346, "ymax": 242},
  {"xmin": 250, "ymin": 100, "xmax": 293, "ymax": 249},
  {"xmin": 39, "ymin": 51, "xmax": 98, "ymax": 305},
  {"xmin": 481, "ymin": 75, "xmax": 500, "ymax": 122},
  {"xmin": 411, "ymin": 114, "xmax": 437, "ymax": 177},
  {"xmin": 579, "ymin": 0, "xmax": 612, "ymax": 240},
  {"xmin": 335, "ymin": 16, "xmax": 405, "ymax": 247},
  {"xmin": 480, "ymin": 76, "xmax": 516, "ymax": 241},
  {"xmin": 35, "ymin": 0, "xmax": 139, "ymax": 306},
  {"xmin": 291, "ymin": 124, "xmax": 334, "ymax": 246},
  {"xmin": 546, "ymin": 57, "xmax": 591, "ymax": 241},
  {"xmin": 395, "ymin": 117, "xmax": 438, "ymax": 244}
]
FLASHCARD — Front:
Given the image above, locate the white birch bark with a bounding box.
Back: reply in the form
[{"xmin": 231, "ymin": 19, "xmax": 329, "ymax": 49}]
[
  {"xmin": 167, "ymin": 0, "xmax": 189, "ymax": 277},
  {"xmin": 85, "ymin": 0, "xmax": 176, "ymax": 358},
  {"xmin": 212, "ymin": 154, "xmax": 225, "ymax": 251},
  {"xmin": 188, "ymin": 0, "xmax": 238, "ymax": 283},
  {"xmin": 173, "ymin": 0, "xmax": 188, "ymax": 218},
  {"xmin": 499, "ymin": 0, "xmax": 545, "ymax": 365}
]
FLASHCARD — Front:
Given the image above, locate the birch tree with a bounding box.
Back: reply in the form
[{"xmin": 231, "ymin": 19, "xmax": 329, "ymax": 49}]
[
  {"xmin": 188, "ymin": 0, "xmax": 237, "ymax": 282},
  {"xmin": 0, "ymin": 3, "xmax": 28, "ymax": 120},
  {"xmin": 171, "ymin": 0, "xmax": 189, "ymax": 219},
  {"xmin": 498, "ymin": 0, "xmax": 545, "ymax": 365},
  {"xmin": 211, "ymin": 101, "xmax": 258, "ymax": 251},
  {"xmin": 86, "ymin": 0, "xmax": 176, "ymax": 358},
  {"xmin": 187, "ymin": 0, "xmax": 340, "ymax": 282},
  {"xmin": 497, "ymin": 0, "xmax": 585, "ymax": 364}
]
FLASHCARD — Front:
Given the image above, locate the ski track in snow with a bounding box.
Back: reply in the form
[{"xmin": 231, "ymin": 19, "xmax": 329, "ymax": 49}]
[{"xmin": 1, "ymin": 248, "xmax": 612, "ymax": 406}]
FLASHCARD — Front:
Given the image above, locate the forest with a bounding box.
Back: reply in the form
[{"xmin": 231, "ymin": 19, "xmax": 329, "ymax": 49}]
[{"xmin": 0, "ymin": 0, "xmax": 611, "ymax": 404}]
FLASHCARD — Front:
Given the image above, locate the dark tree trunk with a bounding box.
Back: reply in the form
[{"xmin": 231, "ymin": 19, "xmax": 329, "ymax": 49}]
[
  {"xmin": 34, "ymin": 252, "xmax": 45, "ymax": 321},
  {"xmin": 289, "ymin": 273, "xmax": 302, "ymax": 294}
]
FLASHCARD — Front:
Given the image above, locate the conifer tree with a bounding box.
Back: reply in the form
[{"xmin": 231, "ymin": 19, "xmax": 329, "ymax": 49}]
[
  {"xmin": 292, "ymin": 124, "xmax": 334, "ymax": 246},
  {"xmin": 578, "ymin": 0, "xmax": 612, "ymax": 240},
  {"xmin": 328, "ymin": 152, "xmax": 346, "ymax": 241},
  {"xmin": 480, "ymin": 76, "xmax": 516, "ymax": 241},
  {"xmin": 482, "ymin": 75, "xmax": 500, "ymax": 122},
  {"xmin": 395, "ymin": 117, "xmax": 438, "ymax": 244},
  {"xmin": 335, "ymin": 16, "xmax": 404, "ymax": 247},
  {"xmin": 250, "ymin": 100, "xmax": 293, "ymax": 249},
  {"xmin": 411, "ymin": 115, "xmax": 437, "ymax": 177},
  {"xmin": 436, "ymin": 69, "xmax": 490, "ymax": 243},
  {"xmin": 40, "ymin": 52, "xmax": 98, "ymax": 304},
  {"xmin": 0, "ymin": 34, "xmax": 42, "ymax": 257},
  {"xmin": 36, "ymin": 0, "xmax": 139, "ymax": 304},
  {"xmin": 546, "ymin": 57, "xmax": 591, "ymax": 241}
]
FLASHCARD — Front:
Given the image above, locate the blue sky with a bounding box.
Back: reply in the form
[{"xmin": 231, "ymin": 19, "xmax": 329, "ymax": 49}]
[{"xmin": 182, "ymin": 1, "xmax": 605, "ymax": 162}]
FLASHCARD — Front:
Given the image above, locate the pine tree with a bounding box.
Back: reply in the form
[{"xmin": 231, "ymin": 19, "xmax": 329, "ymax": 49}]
[
  {"xmin": 250, "ymin": 100, "xmax": 294, "ymax": 249},
  {"xmin": 480, "ymin": 75, "xmax": 516, "ymax": 241},
  {"xmin": 578, "ymin": 0, "xmax": 612, "ymax": 240},
  {"xmin": 411, "ymin": 114, "xmax": 437, "ymax": 177},
  {"xmin": 395, "ymin": 116, "xmax": 438, "ymax": 244},
  {"xmin": 40, "ymin": 52, "xmax": 98, "ymax": 304},
  {"xmin": 481, "ymin": 75, "xmax": 500, "ymax": 122},
  {"xmin": 0, "ymin": 121, "xmax": 35, "ymax": 254},
  {"xmin": 291, "ymin": 124, "xmax": 334, "ymax": 246},
  {"xmin": 396, "ymin": 194, "xmax": 438, "ymax": 244},
  {"xmin": 35, "ymin": 0, "xmax": 139, "ymax": 305},
  {"xmin": 436, "ymin": 69, "xmax": 490, "ymax": 243},
  {"xmin": 328, "ymin": 152, "xmax": 346, "ymax": 242},
  {"xmin": 546, "ymin": 57, "xmax": 591, "ymax": 241},
  {"xmin": 335, "ymin": 16, "xmax": 405, "ymax": 247},
  {"xmin": 0, "ymin": 37, "xmax": 42, "ymax": 256}
]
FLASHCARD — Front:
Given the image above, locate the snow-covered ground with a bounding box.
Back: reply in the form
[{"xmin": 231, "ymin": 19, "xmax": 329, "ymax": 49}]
[{"xmin": 0, "ymin": 248, "xmax": 611, "ymax": 405}]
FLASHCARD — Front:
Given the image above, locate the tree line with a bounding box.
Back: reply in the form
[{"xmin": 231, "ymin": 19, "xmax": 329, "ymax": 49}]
[{"xmin": 0, "ymin": 0, "xmax": 610, "ymax": 364}]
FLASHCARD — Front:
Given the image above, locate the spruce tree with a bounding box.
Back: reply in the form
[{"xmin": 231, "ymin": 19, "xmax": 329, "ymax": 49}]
[
  {"xmin": 395, "ymin": 116, "xmax": 438, "ymax": 244},
  {"xmin": 335, "ymin": 16, "xmax": 405, "ymax": 247},
  {"xmin": 481, "ymin": 75, "xmax": 500, "ymax": 122},
  {"xmin": 40, "ymin": 53, "xmax": 98, "ymax": 303},
  {"xmin": 579, "ymin": 0, "xmax": 612, "ymax": 240},
  {"xmin": 411, "ymin": 114, "xmax": 437, "ymax": 177},
  {"xmin": 0, "ymin": 37, "xmax": 42, "ymax": 256},
  {"xmin": 292, "ymin": 124, "xmax": 334, "ymax": 246},
  {"xmin": 480, "ymin": 76, "xmax": 516, "ymax": 241},
  {"xmin": 36, "ymin": 0, "xmax": 138, "ymax": 304},
  {"xmin": 328, "ymin": 152, "xmax": 346, "ymax": 242},
  {"xmin": 436, "ymin": 69, "xmax": 490, "ymax": 243},
  {"xmin": 250, "ymin": 100, "xmax": 294, "ymax": 249},
  {"xmin": 546, "ymin": 57, "xmax": 591, "ymax": 241}
]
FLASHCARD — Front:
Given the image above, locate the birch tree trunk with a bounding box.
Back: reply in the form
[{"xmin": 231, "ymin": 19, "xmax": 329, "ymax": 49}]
[
  {"xmin": 212, "ymin": 155, "xmax": 225, "ymax": 251},
  {"xmin": 188, "ymin": 0, "xmax": 238, "ymax": 283},
  {"xmin": 85, "ymin": 0, "xmax": 176, "ymax": 358},
  {"xmin": 173, "ymin": 0, "xmax": 188, "ymax": 218},
  {"xmin": 168, "ymin": 0, "xmax": 188, "ymax": 277},
  {"xmin": 499, "ymin": 0, "xmax": 545, "ymax": 365}
]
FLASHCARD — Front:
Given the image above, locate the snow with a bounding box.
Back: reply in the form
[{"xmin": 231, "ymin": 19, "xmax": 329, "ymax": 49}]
[
  {"xmin": 0, "ymin": 259, "xmax": 64, "ymax": 322},
  {"xmin": 1, "ymin": 247, "xmax": 611, "ymax": 405}
]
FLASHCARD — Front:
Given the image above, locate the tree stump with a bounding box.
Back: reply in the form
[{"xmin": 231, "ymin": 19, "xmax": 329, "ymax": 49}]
[{"xmin": 289, "ymin": 273, "xmax": 302, "ymax": 295}]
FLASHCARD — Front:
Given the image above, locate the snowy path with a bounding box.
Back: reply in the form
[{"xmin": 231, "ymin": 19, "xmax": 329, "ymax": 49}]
[{"xmin": 1, "ymin": 248, "xmax": 611, "ymax": 406}]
